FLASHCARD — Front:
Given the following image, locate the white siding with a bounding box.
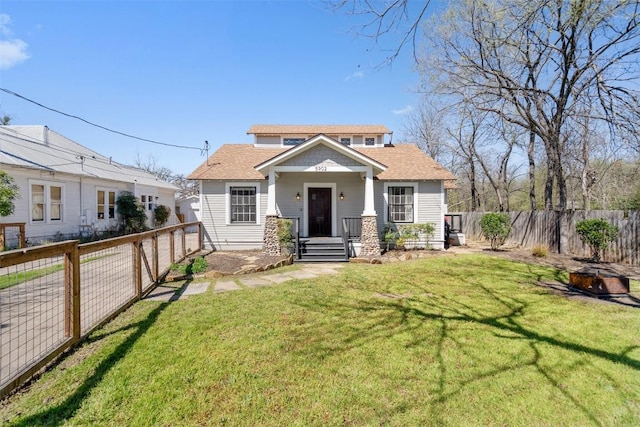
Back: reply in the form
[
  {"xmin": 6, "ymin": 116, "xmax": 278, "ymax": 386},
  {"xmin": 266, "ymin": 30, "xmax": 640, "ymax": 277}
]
[
  {"xmin": 375, "ymin": 180, "xmax": 446, "ymax": 249},
  {"xmin": 417, "ymin": 181, "xmax": 446, "ymax": 248},
  {"xmin": 3, "ymin": 167, "xmax": 82, "ymax": 243},
  {"xmin": 200, "ymin": 180, "xmax": 266, "ymax": 250},
  {"xmin": 1, "ymin": 165, "xmax": 176, "ymax": 245}
]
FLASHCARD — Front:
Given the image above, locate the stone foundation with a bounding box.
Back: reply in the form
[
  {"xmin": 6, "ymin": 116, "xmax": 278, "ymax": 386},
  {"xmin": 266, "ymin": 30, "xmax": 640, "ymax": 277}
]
[
  {"xmin": 360, "ymin": 215, "xmax": 381, "ymax": 257},
  {"xmin": 263, "ymin": 215, "xmax": 281, "ymax": 256}
]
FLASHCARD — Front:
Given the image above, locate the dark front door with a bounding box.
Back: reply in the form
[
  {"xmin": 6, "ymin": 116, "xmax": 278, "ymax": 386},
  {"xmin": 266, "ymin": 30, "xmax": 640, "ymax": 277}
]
[{"xmin": 308, "ymin": 188, "xmax": 332, "ymax": 236}]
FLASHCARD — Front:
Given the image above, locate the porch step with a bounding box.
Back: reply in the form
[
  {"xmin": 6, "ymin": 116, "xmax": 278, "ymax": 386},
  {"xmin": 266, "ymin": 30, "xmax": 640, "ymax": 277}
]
[{"xmin": 298, "ymin": 240, "xmax": 347, "ymax": 262}]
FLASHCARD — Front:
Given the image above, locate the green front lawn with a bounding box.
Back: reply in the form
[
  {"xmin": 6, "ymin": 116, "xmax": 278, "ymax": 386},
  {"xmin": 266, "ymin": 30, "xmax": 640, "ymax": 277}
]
[{"xmin": 2, "ymin": 255, "xmax": 639, "ymax": 426}]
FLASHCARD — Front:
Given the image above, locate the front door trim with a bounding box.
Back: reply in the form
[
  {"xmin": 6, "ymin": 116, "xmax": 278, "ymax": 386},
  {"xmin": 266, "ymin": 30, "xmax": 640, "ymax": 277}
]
[{"xmin": 303, "ymin": 182, "xmax": 337, "ymax": 237}]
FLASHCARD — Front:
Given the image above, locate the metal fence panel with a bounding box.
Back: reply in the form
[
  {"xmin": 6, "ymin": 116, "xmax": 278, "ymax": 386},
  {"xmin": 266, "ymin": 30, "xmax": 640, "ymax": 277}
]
[
  {"xmin": 1, "ymin": 222, "xmax": 202, "ymax": 397},
  {"xmin": 79, "ymin": 244, "xmax": 136, "ymax": 334},
  {"xmin": 0, "ymin": 247, "xmax": 73, "ymax": 393}
]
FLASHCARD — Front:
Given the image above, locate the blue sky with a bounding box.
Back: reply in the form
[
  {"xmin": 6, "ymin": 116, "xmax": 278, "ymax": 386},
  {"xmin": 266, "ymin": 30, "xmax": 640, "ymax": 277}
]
[{"xmin": 0, "ymin": 0, "xmax": 438, "ymax": 176}]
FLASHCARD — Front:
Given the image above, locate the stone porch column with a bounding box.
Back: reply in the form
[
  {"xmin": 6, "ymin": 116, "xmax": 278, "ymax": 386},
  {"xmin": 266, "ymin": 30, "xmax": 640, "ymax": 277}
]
[
  {"xmin": 360, "ymin": 168, "xmax": 380, "ymax": 256},
  {"xmin": 360, "ymin": 215, "xmax": 380, "ymax": 257},
  {"xmin": 263, "ymin": 215, "xmax": 281, "ymax": 256}
]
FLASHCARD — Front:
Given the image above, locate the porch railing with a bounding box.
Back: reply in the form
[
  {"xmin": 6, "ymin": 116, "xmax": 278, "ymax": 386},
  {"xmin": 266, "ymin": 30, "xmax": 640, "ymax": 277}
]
[
  {"xmin": 342, "ymin": 217, "xmax": 362, "ymax": 259},
  {"xmin": 343, "ymin": 217, "xmax": 362, "ymax": 241}
]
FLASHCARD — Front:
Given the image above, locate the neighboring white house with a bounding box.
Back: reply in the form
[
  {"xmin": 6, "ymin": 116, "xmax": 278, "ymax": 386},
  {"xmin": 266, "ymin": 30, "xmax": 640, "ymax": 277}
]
[
  {"xmin": 175, "ymin": 195, "xmax": 201, "ymax": 223},
  {"xmin": 188, "ymin": 124, "xmax": 456, "ymax": 258},
  {"xmin": 0, "ymin": 125, "xmax": 179, "ymax": 245}
]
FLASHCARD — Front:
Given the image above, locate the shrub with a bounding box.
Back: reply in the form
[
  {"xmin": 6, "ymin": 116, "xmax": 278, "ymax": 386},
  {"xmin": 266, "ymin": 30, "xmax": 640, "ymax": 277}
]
[
  {"xmin": 575, "ymin": 218, "xmax": 619, "ymax": 262},
  {"xmin": 480, "ymin": 213, "xmax": 511, "ymax": 250},
  {"xmin": 116, "ymin": 192, "xmax": 148, "ymax": 233},
  {"xmin": 531, "ymin": 245, "xmax": 548, "ymax": 258},
  {"xmin": 0, "ymin": 170, "xmax": 20, "ymax": 217},
  {"xmin": 189, "ymin": 256, "xmax": 208, "ymax": 274},
  {"xmin": 154, "ymin": 205, "xmax": 171, "ymax": 227},
  {"xmin": 170, "ymin": 256, "xmax": 208, "ymax": 275},
  {"xmin": 276, "ymin": 218, "xmax": 293, "ymax": 245}
]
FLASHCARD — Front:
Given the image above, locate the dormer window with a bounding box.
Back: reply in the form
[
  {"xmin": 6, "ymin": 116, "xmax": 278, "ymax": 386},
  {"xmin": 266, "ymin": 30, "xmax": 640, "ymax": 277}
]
[
  {"xmin": 283, "ymin": 138, "xmax": 305, "ymax": 146},
  {"xmin": 340, "ymin": 137, "xmax": 351, "ymax": 145},
  {"xmin": 365, "ymin": 137, "xmax": 375, "ymax": 146}
]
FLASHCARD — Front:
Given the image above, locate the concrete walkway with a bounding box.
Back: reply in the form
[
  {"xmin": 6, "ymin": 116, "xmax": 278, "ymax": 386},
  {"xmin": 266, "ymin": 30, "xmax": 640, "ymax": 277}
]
[{"xmin": 145, "ymin": 263, "xmax": 345, "ymax": 302}]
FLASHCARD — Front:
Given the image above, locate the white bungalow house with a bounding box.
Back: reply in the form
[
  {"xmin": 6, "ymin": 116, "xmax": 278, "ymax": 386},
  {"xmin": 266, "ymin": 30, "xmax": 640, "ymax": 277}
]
[
  {"xmin": 0, "ymin": 125, "xmax": 179, "ymax": 246},
  {"xmin": 188, "ymin": 124, "xmax": 456, "ymax": 260}
]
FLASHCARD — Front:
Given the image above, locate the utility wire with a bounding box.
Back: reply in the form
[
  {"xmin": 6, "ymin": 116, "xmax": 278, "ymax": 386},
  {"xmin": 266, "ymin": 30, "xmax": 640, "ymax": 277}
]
[{"xmin": 1, "ymin": 87, "xmax": 203, "ymax": 151}]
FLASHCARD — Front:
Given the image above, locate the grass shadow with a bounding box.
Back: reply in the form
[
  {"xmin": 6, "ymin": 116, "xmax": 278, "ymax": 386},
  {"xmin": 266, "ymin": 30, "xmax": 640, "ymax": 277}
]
[
  {"xmin": 289, "ymin": 259, "xmax": 640, "ymax": 423},
  {"xmin": 8, "ymin": 297, "xmax": 173, "ymax": 426}
]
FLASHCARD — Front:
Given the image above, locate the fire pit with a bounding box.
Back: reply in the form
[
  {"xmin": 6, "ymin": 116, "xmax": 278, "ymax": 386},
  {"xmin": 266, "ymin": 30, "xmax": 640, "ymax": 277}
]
[{"xmin": 569, "ymin": 267, "xmax": 630, "ymax": 296}]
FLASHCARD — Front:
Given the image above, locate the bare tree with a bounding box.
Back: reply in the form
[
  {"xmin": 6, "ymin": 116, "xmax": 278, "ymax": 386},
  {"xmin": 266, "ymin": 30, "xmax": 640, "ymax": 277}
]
[
  {"xmin": 133, "ymin": 153, "xmax": 199, "ymax": 199},
  {"xmin": 422, "ymin": 0, "xmax": 640, "ymax": 214},
  {"xmin": 402, "ymin": 100, "xmax": 447, "ymax": 162},
  {"xmin": 326, "ymin": 0, "xmax": 433, "ymax": 65}
]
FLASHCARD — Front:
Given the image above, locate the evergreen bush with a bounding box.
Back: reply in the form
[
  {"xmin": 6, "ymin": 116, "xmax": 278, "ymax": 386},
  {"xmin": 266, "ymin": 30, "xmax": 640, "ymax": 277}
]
[
  {"xmin": 480, "ymin": 213, "xmax": 511, "ymax": 250},
  {"xmin": 575, "ymin": 218, "xmax": 619, "ymax": 262}
]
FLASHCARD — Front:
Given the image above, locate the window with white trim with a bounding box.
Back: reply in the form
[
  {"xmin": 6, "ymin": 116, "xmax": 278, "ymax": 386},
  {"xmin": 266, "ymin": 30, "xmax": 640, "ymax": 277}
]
[
  {"xmin": 30, "ymin": 181, "xmax": 64, "ymax": 223},
  {"xmin": 97, "ymin": 189, "xmax": 116, "ymax": 219},
  {"xmin": 340, "ymin": 137, "xmax": 351, "ymax": 145},
  {"xmin": 365, "ymin": 137, "xmax": 375, "ymax": 146},
  {"xmin": 388, "ymin": 186, "xmax": 414, "ymax": 223},
  {"xmin": 230, "ymin": 186, "xmax": 257, "ymax": 223}
]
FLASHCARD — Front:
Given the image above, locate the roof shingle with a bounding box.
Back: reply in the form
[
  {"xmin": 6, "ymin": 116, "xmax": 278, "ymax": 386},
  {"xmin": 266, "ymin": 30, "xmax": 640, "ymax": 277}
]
[{"xmin": 188, "ymin": 142, "xmax": 456, "ymax": 182}]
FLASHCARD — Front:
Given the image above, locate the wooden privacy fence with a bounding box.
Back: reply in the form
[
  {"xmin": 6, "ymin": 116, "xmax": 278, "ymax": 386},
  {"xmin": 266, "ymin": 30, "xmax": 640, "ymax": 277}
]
[
  {"xmin": 452, "ymin": 210, "xmax": 640, "ymax": 266},
  {"xmin": 0, "ymin": 222, "xmax": 202, "ymax": 398}
]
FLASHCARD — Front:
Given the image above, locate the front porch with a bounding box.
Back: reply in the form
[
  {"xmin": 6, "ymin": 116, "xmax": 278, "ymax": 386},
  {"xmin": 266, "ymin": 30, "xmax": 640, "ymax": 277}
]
[{"xmin": 256, "ymin": 135, "xmax": 387, "ymax": 259}]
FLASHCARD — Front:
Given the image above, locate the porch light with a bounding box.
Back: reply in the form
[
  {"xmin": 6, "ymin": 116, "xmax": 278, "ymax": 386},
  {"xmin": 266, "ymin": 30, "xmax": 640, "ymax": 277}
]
[
  {"xmin": 339, "ymin": 192, "xmax": 345, "ymax": 201},
  {"xmin": 296, "ymin": 192, "xmax": 301, "ymax": 201}
]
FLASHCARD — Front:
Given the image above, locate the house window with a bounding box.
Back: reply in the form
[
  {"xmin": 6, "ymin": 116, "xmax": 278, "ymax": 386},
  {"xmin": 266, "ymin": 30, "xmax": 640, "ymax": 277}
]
[
  {"xmin": 50, "ymin": 186, "xmax": 62, "ymax": 221},
  {"xmin": 30, "ymin": 181, "xmax": 63, "ymax": 223},
  {"xmin": 230, "ymin": 187, "xmax": 256, "ymax": 223},
  {"xmin": 340, "ymin": 137, "xmax": 351, "ymax": 145},
  {"xmin": 97, "ymin": 189, "xmax": 116, "ymax": 219},
  {"xmin": 140, "ymin": 194, "xmax": 155, "ymax": 211},
  {"xmin": 388, "ymin": 186, "xmax": 414, "ymax": 223},
  {"xmin": 365, "ymin": 137, "xmax": 375, "ymax": 146},
  {"xmin": 283, "ymin": 138, "xmax": 305, "ymax": 146}
]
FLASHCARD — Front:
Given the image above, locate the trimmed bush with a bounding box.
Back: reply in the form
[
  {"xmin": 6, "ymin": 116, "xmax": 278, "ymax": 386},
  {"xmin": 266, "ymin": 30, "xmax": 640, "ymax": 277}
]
[
  {"xmin": 116, "ymin": 192, "xmax": 148, "ymax": 234},
  {"xmin": 153, "ymin": 205, "xmax": 171, "ymax": 227},
  {"xmin": 575, "ymin": 218, "xmax": 619, "ymax": 262},
  {"xmin": 480, "ymin": 213, "xmax": 511, "ymax": 250}
]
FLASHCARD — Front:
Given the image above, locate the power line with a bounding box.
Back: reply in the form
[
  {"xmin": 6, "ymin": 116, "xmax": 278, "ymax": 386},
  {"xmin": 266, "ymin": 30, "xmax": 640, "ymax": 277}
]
[{"xmin": 1, "ymin": 87, "xmax": 203, "ymax": 151}]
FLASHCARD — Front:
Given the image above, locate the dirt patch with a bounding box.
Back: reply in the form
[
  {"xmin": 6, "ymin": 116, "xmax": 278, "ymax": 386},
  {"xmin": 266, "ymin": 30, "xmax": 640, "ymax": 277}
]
[
  {"xmin": 459, "ymin": 241, "xmax": 640, "ymax": 280},
  {"xmin": 172, "ymin": 250, "xmax": 290, "ymax": 278}
]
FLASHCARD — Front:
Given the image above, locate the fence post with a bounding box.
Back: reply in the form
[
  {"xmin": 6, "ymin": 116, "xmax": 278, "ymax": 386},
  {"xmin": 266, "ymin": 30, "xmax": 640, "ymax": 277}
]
[
  {"xmin": 19, "ymin": 223, "xmax": 25, "ymax": 248},
  {"xmin": 64, "ymin": 242, "xmax": 81, "ymax": 339},
  {"xmin": 181, "ymin": 225, "xmax": 186, "ymax": 258},
  {"xmin": 152, "ymin": 232, "xmax": 159, "ymax": 282},
  {"xmin": 133, "ymin": 237, "xmax": 142, "ymax": 298},
  {"xmin": 170, "ymin": 230, "xmax": 175, "ymax": 264}
]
